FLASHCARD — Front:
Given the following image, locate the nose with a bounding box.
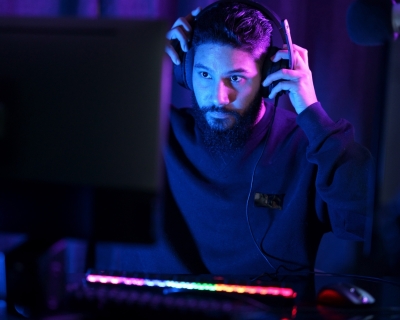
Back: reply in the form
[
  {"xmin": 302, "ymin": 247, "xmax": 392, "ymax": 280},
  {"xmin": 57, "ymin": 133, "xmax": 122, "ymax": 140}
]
[{"xmin": 212, "ymin": 79, "xmax": 233, "ymax": 107}]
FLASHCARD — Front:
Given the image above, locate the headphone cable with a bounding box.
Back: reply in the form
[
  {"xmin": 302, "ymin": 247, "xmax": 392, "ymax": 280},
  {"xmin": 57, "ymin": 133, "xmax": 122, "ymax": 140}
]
[{"xmin": 245, "ymin": 95, "xmax": 279, "ymax": 272}]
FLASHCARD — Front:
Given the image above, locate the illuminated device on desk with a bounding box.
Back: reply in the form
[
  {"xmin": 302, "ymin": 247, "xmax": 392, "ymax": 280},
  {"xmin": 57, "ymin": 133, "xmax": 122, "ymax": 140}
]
[{"xmin": 86, "ymin": 272, "xmax": 297, "ymax": 298}]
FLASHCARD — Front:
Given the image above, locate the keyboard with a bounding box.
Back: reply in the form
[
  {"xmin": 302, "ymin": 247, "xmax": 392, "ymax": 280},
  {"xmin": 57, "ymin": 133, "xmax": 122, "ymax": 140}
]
[
  {"xmin": 66, "ymin": 270, "xmax": 297, "ymax": 319},
  {"xmin": 85, "ymin": 270, "xmax": 296, "ymax": 298}
]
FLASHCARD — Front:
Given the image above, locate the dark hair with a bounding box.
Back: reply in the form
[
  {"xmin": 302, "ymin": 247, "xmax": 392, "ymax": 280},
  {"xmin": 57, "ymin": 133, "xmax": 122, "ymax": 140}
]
[{"xmin": 192, "ymin": 1, "xmax": 273, "ymax": 59}]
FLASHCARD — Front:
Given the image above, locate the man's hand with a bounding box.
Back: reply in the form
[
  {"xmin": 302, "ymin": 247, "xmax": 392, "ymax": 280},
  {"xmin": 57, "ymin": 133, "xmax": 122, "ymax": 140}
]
[
  {"xmin": 165, "ymin": 7, "xmax": 201, "ymax": 65},
  {"xmin": 262, "ymin": 44, "xmax": 318, "ymax": 114}
]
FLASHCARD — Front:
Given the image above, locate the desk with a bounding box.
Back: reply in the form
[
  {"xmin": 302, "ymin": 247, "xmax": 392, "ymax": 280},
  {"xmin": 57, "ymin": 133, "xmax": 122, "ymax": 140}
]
[
  {"xmin": 2, "ymin": 248, "xmax": 400, "ymax": 320},
  {"xmin": 43, "ymin": 273, "xmax": 400, "ymax": 319}
]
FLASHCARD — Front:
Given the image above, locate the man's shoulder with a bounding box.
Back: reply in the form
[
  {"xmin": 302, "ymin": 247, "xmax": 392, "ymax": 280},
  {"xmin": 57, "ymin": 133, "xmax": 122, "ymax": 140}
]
[
  {"xmin": 170, "ymin": 105, "xmax": 193, "ymax": 120},
  {"xmin": 270, "ymin": 103, "xmax": 299, "ymax": 134},
  {"xmin": 169, "ymin": 105, "xmax": 195, "ymax": 134},
  {"xmin": 275, "ymin": 105, "xmax": 298, "ymax": 121}
]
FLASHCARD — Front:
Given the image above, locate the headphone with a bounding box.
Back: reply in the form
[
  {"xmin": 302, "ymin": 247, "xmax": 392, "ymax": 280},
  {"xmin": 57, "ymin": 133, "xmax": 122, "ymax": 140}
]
[{"xmin": 172, "ymin": 0, "xmax": 294, "ymax": 98}]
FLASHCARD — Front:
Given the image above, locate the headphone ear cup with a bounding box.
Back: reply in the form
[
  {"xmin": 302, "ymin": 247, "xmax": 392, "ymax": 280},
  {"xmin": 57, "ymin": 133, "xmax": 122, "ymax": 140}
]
[
  {"xmin": 261, "ymin": 46, "xmax": 289, "ymax": 98},
  {"xmin": 172, "ymin": 40, "xmax": 195, "ymax": 91}
]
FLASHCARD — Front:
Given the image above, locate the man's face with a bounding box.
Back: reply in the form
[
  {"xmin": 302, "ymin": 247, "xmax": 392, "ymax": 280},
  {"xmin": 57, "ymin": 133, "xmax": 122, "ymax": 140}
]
[
  {"xmin": 192, "ymin": 43, "xmax": 263, "ymax": 131},
  {"xmin": 191, "ymin": 43, "xmax": 264, "ymax": 152}
]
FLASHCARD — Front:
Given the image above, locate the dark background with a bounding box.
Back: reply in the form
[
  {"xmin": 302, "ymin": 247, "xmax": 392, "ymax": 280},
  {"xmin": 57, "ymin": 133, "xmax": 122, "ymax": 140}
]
[{"xmin": 0, "ymin": 0, "xmax": 399, "ymax": 277}]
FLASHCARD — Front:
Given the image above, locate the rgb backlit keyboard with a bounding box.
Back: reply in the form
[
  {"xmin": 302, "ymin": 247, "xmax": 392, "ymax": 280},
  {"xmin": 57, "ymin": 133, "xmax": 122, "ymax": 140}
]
[{"xmin": 85, "ymin": 270, "xmax": 297, "ymax": 299}]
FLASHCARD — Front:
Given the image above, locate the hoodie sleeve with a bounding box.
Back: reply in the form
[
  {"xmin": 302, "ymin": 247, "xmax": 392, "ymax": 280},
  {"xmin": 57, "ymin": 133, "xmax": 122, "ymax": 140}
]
[{"xmin": 296, "ymin": 102, "xmax": 375, "ymax": 241}]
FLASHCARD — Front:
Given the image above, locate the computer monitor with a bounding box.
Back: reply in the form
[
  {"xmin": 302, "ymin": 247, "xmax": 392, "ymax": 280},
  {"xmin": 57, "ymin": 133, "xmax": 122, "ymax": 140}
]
[{"xmin": 0, "ymin": 17, "xmax": 171, "ymax": 243}]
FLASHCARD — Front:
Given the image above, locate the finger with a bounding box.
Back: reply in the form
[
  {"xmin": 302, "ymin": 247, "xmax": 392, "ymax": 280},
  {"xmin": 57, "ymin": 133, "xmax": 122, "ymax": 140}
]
[
  {"xmin": 270, "ymin": 49, "xmax": 308, "ymax": 75},
  {"xmin": 166, "ymin": 28, "xmax": 190, "ymax": 51},
  {"xmin": 270, "ymin": 44, "xmax": 309, "ymax": 68},
  {"xmin": 268, "ymin": 81, "xmax": 296, "ymax": 99},
  {"xmin": 270, "ymin": 49, "xmax": 288, "ymax": 63},
  {"xmin": 262, "ymin": 69, "xmax": 299, "ymax": 87},
  {"xmin": 172, "ymin": 16, "xmax": 192, "ymax": 31},
  {"xmin": 290, "ymin": 49, "xmax": 307, "ymax": 70},
  {"xmin": 181, "ymin": 7, "xmax": 201, "ymax": 26},
  {"xmin": 165, "ymin": 43, "xmax": 180, "ymax": 65},
  {"xmin": 292, "ymin": 44, "xmax": 309, "ymax": 66},
  {"xmin": 191, "ymin": 7, "xmax": 201, "ymax": 17},
  {"xmin": 268, "ymin": 79, "xmax": 317, "ymax": 113},
  {"xmin": 165, "ymin": 28, "xmax": 189, "ymax": 64}
]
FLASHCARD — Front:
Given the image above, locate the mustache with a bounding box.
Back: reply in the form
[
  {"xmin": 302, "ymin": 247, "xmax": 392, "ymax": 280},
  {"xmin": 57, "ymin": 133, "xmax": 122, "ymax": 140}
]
[{"xmin": 201, "ymin": 106, "xmax": 240, "ymax": 117}]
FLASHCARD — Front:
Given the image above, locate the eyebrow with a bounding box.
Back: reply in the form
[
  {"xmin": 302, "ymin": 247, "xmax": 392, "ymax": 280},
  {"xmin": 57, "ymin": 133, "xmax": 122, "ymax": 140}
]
[{"xmin": 193, "ymin": 63, "xmax": 250, "ymax": 74}]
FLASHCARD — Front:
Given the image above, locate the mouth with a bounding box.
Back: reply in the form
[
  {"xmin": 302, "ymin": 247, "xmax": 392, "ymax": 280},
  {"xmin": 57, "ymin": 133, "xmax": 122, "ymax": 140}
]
[
  {"xmin": 207, "ymin": 111, "xmax": 232, "ymax": 119},
  {"xmin": 205, "ymin": 111, "xmax": 237, "ymax": 130}
]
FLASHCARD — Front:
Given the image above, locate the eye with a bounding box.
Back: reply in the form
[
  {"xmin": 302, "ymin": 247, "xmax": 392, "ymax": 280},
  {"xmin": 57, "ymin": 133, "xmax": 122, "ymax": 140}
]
[
  {"xmin": 230, "ymin": 75, "xmax": 242, "ymax": 82},
  {"xmin": 200, "ymin": 71, "xmax": 211, "ymax": 79}
]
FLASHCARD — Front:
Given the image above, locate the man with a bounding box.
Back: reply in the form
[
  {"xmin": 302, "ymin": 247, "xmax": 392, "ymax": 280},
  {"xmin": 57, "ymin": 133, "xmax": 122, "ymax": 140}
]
[{"xmin": 115, "ymin": 1, "xmax": 373, "ymax": 276}]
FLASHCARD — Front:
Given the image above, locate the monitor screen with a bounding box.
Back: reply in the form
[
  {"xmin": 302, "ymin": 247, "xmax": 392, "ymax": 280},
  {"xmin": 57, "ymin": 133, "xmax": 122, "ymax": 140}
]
[{"xmin": 0, "ymin": 17, "xmax": 171, "ymax": 243}]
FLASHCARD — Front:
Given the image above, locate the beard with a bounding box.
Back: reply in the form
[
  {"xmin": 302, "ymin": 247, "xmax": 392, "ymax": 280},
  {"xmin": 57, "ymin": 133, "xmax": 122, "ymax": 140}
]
[{"xmin": 191, "ymin": 91, "xmax": 263, "ymax": 154}]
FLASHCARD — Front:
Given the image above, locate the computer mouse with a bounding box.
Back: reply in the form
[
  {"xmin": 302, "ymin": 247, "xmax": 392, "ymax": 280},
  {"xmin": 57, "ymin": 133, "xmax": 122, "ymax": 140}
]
[{"xmin": 317, "ymin": 282, "xmax": 375, "ymax": 307}]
